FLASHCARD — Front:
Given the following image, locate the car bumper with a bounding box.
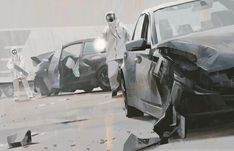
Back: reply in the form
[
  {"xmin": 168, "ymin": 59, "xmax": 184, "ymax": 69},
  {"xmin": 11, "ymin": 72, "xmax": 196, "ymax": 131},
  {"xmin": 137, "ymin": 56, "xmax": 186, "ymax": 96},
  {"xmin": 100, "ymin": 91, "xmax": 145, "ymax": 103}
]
[{"xmin": 174, "ymin": 78, "xmax": 234, "ymax": 117}]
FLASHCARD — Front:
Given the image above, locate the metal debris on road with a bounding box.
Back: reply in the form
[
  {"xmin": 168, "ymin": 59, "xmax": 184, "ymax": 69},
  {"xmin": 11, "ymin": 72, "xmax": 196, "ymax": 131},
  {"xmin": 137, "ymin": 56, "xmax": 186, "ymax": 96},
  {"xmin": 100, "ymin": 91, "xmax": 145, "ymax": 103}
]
[
  {"xmin": 123, "ymin": 134, "xmax": 161, "ymax": 151},
  {"xmin": 99, "ymin": 139, "xmax": 108, "ymax": 144},
  {"xmin": 70, "ymin": 144, "xmax": 76, "ymax": 147},
  {"xmin": 124, "ymin": 125, "xmax": 180, "ymax": 151},
  {"xmin": 7, "ymin": 130, "xmax": 33, "ymax": 148}
]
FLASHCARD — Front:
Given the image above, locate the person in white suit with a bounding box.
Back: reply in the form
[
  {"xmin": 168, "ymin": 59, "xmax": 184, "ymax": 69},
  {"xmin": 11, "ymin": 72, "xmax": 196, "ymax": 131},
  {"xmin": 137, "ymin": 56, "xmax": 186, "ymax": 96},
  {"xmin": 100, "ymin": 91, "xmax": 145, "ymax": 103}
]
[
  {"xmin": 7, "ymin": 48, "xmax": 33, "ymax": 101},
  {"xmin": 103, "ymin": 11, "xmax": 130, "ymax": 97}
]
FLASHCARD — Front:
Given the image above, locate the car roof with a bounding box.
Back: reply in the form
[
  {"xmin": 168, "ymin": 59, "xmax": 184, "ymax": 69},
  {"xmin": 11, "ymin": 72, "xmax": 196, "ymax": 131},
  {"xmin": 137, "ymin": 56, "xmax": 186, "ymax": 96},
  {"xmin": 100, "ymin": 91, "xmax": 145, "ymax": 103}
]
[
  {"xmin": 63, "ymin": 38, "xmax": 94, "ymax": 47},
  {"xmin": 143, "ymin": 0, "xmax": 197, "ymax": 14}
]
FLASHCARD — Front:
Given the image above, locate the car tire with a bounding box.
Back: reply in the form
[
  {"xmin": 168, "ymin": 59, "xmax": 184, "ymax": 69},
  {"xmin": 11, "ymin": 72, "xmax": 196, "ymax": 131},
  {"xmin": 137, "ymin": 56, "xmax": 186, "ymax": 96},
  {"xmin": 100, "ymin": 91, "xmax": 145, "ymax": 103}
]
[
  {"xmin": 2, "ymin": 85, "xmax": 14, "ymax": 97},
  {"xmin": 97, "ymin": 66, "xmax": 111, "ymax": 91},
  {"xmin": 83, "ymin": 87, "xmax": 94, "ymax": 93},
  {"xmin": 121, "ymin": 73, "xmax": 143, "ymax": 118}
]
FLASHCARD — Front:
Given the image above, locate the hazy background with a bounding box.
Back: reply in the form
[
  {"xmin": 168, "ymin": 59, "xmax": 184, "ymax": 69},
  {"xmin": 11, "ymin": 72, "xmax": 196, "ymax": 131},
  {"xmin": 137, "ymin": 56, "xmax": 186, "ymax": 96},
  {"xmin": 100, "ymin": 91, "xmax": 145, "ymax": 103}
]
[
  {"xmin": 0, "ymin": 0, "xmax": 174, "ymax": 81},
  {"xmin": 0, "ymin": 0, "xmax": 173, "ymax": 28}
]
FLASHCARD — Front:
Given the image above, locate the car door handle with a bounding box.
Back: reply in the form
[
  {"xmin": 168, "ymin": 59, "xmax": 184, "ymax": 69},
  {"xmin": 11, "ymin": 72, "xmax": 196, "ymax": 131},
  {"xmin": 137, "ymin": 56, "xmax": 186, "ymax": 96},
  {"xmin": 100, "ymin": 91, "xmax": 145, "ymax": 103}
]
[{"xmin": 134, "ymin": 56, "xmax": 142, "ymax": 64}]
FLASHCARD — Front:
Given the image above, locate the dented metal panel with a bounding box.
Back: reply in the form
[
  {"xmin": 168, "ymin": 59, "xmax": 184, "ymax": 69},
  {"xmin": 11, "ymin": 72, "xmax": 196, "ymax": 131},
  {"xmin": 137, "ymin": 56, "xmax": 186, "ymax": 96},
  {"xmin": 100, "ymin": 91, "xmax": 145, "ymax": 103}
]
[{"xmin": 158, "ymin": 25, "xmax": 234, "ymax": 72}]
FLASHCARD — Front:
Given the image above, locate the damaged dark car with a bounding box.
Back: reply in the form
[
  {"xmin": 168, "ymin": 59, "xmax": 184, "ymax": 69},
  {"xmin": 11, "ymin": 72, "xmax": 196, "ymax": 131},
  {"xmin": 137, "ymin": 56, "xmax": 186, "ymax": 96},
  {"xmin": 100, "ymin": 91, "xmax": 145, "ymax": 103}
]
[
  {"xmin": 121, "ymin": 0, "xmax": 234, "ymax": 139},
  {"xmin": 32, "ymin": 38, "xmax": 110, "ymax": 96}
]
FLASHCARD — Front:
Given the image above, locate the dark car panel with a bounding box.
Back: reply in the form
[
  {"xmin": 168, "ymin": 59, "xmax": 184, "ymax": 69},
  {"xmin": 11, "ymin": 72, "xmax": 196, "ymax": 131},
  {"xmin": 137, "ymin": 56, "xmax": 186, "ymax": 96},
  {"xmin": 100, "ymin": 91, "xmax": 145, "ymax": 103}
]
[
  {"xmin": 158, "ymin": 25, "xmax": 234, "ymax": 72},
  {"xmin": 122, "ymin": 0, "xmax": 234, "ymax": 138},
  {"xmin": 32, "ymin": 38, "xmax": 110, "ymax": 95}
]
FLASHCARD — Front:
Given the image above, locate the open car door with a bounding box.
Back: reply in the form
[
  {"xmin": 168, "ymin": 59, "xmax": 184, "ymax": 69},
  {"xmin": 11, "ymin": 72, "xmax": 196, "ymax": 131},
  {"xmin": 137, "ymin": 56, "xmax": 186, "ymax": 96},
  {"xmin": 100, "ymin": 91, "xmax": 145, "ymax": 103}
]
[
  {"xmin": 47, "ymin": 45, "xmax": 63, "ymax": 91},
  {"xmin": 59, "ymin": 42, "xmax": 83, "ymax": 90}
]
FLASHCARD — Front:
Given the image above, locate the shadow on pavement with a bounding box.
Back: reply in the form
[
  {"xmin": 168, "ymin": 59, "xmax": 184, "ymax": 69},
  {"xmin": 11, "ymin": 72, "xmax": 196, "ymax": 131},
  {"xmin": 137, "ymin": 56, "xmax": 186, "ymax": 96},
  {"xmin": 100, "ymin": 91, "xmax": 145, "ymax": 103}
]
[
  {"xmin": 38, "ymin": 89, "xmax": 110, "ymax": 98},
  {"xmin": 132, "ymin": 115, "xmax": 156, "ymax": 122}
]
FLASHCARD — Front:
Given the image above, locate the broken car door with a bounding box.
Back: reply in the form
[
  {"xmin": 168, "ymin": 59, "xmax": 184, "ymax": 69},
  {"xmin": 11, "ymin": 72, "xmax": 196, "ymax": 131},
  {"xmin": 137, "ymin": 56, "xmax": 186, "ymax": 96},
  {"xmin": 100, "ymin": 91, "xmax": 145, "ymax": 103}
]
[
  {"xmin": 134, "ymin": 14, "xmax": 164, "ymax": 117},
  {"xmin": 48, "ymin": 45, "xmax": 63, "ymax": 90},
  {"xmin": 124, "ymin": 14, "xmax": 146, "ymax": 106},
  {"xmin": 60, "ymin": 42, "xmax": 83, "ymax": 88}
]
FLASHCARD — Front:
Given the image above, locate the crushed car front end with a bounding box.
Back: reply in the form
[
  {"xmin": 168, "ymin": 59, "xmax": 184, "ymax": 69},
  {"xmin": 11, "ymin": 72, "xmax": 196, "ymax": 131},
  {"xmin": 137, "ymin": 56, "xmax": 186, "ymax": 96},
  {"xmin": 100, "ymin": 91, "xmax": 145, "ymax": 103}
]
[{"xmin": 158, "ymin": 26, "xmax": 234, "ymax": 118}]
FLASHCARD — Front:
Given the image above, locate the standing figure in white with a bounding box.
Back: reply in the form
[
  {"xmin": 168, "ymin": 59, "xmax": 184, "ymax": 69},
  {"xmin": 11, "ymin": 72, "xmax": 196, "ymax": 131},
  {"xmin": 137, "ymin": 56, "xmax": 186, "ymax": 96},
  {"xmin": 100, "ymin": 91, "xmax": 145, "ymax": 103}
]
[
  {"xmin": 7, "ymin": 48, "xmax": 33, "ymax": 101},
  {"xmin": 103, "ymin": 11, "xmax": 130, "ymax": 97}
]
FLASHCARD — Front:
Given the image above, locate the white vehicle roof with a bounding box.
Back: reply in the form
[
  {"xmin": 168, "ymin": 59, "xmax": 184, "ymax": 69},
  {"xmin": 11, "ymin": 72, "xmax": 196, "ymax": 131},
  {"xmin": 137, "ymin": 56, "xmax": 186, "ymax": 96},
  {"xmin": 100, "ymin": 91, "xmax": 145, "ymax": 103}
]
[{"xmin": 143, "ymin": 0, "xmax": 198, "ymax": 14}]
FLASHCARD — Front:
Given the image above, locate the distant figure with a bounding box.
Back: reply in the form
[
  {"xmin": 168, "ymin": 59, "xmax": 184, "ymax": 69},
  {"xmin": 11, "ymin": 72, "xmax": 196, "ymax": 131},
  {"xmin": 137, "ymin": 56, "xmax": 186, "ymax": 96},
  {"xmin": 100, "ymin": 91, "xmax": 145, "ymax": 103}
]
[
  {"xmin": 103, "ymin": 11, "xmax": 130, "ymax": 97},
  {"xmin": 7, "ymin": 48, "xmax": 33, "ymax": 101}
]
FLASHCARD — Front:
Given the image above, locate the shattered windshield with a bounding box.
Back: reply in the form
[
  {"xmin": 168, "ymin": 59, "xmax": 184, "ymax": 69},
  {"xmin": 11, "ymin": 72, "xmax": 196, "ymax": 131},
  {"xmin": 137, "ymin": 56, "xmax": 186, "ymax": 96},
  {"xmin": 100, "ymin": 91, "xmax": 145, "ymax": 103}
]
[{"xmin": 154, "ymin": 0, "xmax": 234, "ymax": 42}]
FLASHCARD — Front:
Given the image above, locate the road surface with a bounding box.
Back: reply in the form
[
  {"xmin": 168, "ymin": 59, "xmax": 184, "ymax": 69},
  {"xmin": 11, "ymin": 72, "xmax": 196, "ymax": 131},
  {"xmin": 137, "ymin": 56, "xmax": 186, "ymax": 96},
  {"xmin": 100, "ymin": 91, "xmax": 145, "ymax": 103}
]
[{"xmin": 0, "ymin": 91, "xmax": 234, "ymax": 151}]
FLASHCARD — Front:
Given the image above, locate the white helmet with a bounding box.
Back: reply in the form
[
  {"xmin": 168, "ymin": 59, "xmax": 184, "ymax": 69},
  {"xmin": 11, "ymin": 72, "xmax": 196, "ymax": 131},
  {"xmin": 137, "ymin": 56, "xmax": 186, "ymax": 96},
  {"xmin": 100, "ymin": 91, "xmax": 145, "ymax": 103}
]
[
  {"xmin": 105, "ymin": 11, "xmax": 116, "ymax": 23},
  {"xmin": 11, "ymin": 47, "xmax": 18, "ymax": 55}
]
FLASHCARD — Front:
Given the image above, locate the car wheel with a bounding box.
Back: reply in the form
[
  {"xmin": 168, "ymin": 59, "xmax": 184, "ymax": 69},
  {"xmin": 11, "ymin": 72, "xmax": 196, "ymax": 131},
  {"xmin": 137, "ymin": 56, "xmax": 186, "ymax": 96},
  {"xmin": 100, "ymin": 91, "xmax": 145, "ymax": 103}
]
[
  {"xmin": 121, "ymin": 74, "xmax": 143, "ymax": 118},
  {"xmin": 2, "ymin": 85, "xmax": 14, "ymax": 97},
  {"xmin": 97, "ymin": 66, "xmax": 111, "ymax": 91},
  {"xmin": 83, "ymin": 87, "xmax": 94, "ymax": 93}
]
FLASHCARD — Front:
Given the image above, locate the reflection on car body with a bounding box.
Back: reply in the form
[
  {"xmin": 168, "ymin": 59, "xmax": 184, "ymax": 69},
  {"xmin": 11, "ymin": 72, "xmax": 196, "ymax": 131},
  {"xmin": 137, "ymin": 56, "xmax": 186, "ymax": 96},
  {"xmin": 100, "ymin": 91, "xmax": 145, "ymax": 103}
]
[
  {"xmin": 32, "ymin": 38, "xmax": 110, "ymax": 96},
  {"xmin": 121, "ymin": 0, "xmax": 234, "ymax": 140}
]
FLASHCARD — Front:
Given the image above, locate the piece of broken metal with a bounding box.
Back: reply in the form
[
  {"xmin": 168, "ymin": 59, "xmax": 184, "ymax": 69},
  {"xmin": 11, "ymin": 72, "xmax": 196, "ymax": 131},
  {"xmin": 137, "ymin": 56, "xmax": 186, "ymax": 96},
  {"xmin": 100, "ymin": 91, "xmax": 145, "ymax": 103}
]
[
  {"xmin": 123, "ymin": 134, "xmax": 161, "ymax": 151},
  {"xmin": 7, "ymin": 130, "xmax": 33, "ymax": 148},
  {"xmin": 124, "ymin": 126, "xmax": 180, "ymax": 151}
]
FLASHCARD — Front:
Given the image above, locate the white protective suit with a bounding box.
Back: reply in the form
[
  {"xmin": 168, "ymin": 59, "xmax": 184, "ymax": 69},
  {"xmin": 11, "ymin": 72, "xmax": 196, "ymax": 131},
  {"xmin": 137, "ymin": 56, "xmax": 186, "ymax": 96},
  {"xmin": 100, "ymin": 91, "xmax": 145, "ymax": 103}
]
[
  {"xmin": 7, "ymin": 49, "xmax": 33, "ymax": 100},
  {"xmin": 103, "ymin": 17, "xmax": 130, "ymax": 91}
]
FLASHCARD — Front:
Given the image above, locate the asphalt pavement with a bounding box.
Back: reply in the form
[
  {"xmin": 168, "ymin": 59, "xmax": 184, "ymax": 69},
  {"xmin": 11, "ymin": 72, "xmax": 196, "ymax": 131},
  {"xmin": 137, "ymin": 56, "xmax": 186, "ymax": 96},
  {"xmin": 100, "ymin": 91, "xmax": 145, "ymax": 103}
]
[{"xmin": 0, "ymin": 90, "xmax": 234, "ymax": 151}]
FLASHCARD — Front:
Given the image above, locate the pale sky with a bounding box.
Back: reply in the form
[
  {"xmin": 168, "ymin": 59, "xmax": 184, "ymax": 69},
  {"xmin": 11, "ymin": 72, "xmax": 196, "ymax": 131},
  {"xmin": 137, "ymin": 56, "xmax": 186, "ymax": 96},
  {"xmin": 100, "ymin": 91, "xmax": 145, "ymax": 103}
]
[{"xmin": 0, "ymin": 0, "xmax": 172, "ymax": 29}]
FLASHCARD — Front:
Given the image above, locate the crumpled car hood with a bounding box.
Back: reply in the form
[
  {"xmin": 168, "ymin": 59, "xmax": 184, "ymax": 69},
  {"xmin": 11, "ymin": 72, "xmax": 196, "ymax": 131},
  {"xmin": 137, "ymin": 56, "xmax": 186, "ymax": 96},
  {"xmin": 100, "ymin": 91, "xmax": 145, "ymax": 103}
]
[
  {"xmin": 31, "ymin": 51, "xmax": 54, "ymax": 65},
  {"xmin": 158, "ymin": 25, "xmax": 234, "ymax": 72}
]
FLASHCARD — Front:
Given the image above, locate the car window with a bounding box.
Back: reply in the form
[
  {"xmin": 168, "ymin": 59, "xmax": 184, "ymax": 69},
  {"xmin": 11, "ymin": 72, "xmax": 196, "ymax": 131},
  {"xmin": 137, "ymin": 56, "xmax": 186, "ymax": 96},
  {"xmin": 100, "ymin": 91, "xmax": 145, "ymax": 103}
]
[
  {"xmin": 62, "ymin": 43, "xmax": 82, "ymax": 59},
  {"xmin": 154, "ymin": 0, "xmax": 234, "ymax": 42},
  {"xmin": 133, "ymin": 15, "xmax": 145, "ymax": 40},
  {"xmin": 83, "ymin": 41, "xmax": 103, "ymax": 55},
  {"xmin": 143, "ymin": 15, "xmax": 150, "ymax": 42}
]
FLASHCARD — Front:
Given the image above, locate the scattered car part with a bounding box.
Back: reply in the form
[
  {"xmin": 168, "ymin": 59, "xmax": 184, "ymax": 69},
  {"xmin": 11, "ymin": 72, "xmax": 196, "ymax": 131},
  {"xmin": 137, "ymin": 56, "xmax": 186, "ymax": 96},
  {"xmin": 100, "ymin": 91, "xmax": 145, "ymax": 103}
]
[
  {"xmin": 7, "ymin": 130, "xmax": 32, "ymax": 148},
  {"xmin": 123, "ymin": 125, "xmax": 180, "ymax": 151},
  {"xmin": 123, "ymin": 134, "xmax": 161, "ymax": 151}
]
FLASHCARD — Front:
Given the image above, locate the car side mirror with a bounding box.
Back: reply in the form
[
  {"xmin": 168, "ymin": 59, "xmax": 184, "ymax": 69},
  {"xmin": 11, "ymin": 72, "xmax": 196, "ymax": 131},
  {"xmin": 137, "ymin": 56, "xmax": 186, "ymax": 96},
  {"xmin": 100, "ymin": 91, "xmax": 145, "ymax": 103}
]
[{"xmin": 126, "ymin": 39, "xmax": 151, "ymax": 51}]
